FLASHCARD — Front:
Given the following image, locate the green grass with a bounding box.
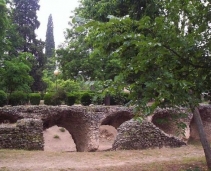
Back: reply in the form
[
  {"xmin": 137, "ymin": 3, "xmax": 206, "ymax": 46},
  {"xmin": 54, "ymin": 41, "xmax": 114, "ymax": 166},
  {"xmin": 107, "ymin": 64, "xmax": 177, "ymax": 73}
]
[
  {"xmin": 53, "ymin": 134, "xmax": 60, "ymax": 139},
  {"xmin": 59, "ymin": 127, "xmax": 65, "ymax": 132}
]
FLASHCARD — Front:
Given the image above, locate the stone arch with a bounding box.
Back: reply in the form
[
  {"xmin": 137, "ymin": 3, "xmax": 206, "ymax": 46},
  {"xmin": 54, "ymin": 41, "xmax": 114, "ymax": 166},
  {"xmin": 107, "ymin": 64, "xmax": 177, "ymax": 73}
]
[
  {"xmin": 101, "ymin": 111, "xmax": 133, "ymax": 129},
  {"xmin": 99, "ymin": 111, "xmax": 133, "ymax": 150},
  {"xmin": 44, "ymin": 125, "xmax": 76, "ymax": 152},
  {"xmin": 151, "ymin": 108, "xmax": 192, "ymax": 141},
  {"xmin": 42, "ymin": 110, "xmax": 99, "ymax": 152},
  {"xmin": 0, "ymin": 106, "xmax": 134, "ymax": 152}
]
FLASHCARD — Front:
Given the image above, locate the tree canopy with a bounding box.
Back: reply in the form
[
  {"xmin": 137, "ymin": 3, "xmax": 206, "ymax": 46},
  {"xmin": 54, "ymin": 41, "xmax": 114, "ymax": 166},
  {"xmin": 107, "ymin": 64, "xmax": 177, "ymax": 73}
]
[
  {"xmin": 11, "ymin": 0, "xmax": 46, "ymax": 92},
  {"xmin": 81, "ymin": 0, "xmax": 211, "ymax": 168}
]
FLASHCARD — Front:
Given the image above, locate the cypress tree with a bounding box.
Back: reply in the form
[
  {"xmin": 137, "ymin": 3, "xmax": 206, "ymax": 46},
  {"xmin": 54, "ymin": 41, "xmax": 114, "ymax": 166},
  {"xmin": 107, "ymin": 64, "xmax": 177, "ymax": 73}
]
[{"xmin": 45, "ymin": 14, "xmax": 55, "ymax": 58}]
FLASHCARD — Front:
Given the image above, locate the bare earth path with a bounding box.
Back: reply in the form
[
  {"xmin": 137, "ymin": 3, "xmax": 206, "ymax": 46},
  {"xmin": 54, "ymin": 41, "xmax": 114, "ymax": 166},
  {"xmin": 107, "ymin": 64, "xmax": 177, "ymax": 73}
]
[
  {"xmin": 0, "ymin": 126, "xmax": 208, "ymax": 171},
  {"xmin": 0, "ymin": 145, "xmax": 207, "ymax": 171}
]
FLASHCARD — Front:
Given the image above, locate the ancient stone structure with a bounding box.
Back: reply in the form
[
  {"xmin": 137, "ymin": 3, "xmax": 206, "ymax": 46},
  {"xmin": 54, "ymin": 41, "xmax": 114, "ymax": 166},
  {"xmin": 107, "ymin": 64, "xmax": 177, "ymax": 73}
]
[
  {"xmin": 112, "ymin": 119, "xmax": 186, "ymax": 150},
  {"xmin": 151, "ymin": 107, "xmax": 193, "ymax": 141},
  {"xmin": 189, "ymin": 105, "xmax": 211, "ymax": 142},
  {"xmin": 0, "ymin": 105, "xmax": 133, "ymax": 152},
  {"xmin": 0, "ymin": 119, "xmax": 43, "ymax": 150},
  {"xmin": 0, "ymin": 105, "xmax": 210, "ymax": 152}
]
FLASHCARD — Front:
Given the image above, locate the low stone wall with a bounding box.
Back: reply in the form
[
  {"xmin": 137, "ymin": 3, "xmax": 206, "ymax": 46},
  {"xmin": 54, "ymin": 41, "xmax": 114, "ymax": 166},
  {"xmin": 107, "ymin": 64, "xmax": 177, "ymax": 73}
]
[
  {"xmin": 0, "ymin": 119, "xmax": 44, "ymax": 150},
  {"xmin": 112, "ymin": 119, "xmax": 186, "ymax": 150}
]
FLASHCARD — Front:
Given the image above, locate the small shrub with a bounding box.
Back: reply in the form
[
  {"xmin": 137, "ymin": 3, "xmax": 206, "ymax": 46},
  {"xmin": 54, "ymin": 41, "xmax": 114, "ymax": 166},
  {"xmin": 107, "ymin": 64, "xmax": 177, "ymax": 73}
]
[
  {"xmin": 59, "ymin": 127, "xmax": 65, "ymax": 132},
  {"xmin": 0, "ymin": 90, "xmax": 7, "ymax": 107},
  {"xmin": 66, "ymin": 93, "xmax": 76, "ymax": 106},
  {"xmin": 92, "ymin": 92, "xmax": 104, "ymax": 105},
  {"xmin": 53, "ymin": 135, "xmax": 60, "ymax": 139},
  {"xmin": 9, "ymin": 91, "xmax": 28, "ymax": 106},
  {"xmin": 43, "ymin": 93, "xmax": 54, "ymax": 105},
  {"xmin": 110, "ymin": 92, "xmax": 131, "ymax": 105},
  {"xmin": 29, "ymin": 93, "xmax": 41, "ymax": 105},
  {"xmin": 55, "ymin": 88, "xmax": 67, "ymax": 102},
  {"xmin": 44, "ymin": 92, "xmax": 62, "ymax": 106},
  {"xmin": 81, "ymin": 92, "xmax": 92, "ymax": 106}
]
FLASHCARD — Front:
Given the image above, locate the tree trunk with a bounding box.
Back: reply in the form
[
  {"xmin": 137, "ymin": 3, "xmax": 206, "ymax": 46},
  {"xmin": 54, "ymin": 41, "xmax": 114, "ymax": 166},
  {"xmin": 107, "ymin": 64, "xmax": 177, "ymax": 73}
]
[{"xmin": 191, "ymin": 106, "xmax": 211, "ymax": 170}]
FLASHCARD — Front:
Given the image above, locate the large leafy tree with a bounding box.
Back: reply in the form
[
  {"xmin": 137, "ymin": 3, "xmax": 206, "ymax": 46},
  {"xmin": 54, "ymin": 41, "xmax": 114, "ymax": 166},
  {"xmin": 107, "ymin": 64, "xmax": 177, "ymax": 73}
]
[
  {"xmin": 0, "ymin": 0, "xmax": 8, "ymax": 58},
  {"xmin": 0, "ymin": 52, "xmax": 33, "ymax": 93},
  {"xmin": 11, "ymin": 0, "xmax": 46, "ymax": 92},
  {"xmin": 84, "ymin": 0, "xmax": 211, "ymax": 169},
  {"xmin": 57, "ymin": 0, "xmax": 160, "ymax": 81},
  {"xmin": 12, "ymin": 0, "xmax": 40, "ymax": 52},
  {"xmin": 45, "ymin": 14, "xmax": 55, "ymax": 58},
  {"xmin": 76, "ymin": 0, "xmax": 160, "ymax": 22},
  {"xmin": 56, "ymin": 19, "xmax": 121, "ymax": 81}
]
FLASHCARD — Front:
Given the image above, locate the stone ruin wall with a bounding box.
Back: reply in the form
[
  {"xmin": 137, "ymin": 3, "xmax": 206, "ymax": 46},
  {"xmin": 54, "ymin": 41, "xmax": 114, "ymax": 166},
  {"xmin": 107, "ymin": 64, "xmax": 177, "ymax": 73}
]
[
  {"xmin": 0, "ymin": 119, "xmax": 44, "ymax": 150},
  {"xmin": 0, "ymin": 105, "xmax": 211, "ymax": 151},
  {"xmin": 112, "ymin": 120, "xmax": 186, "ymax": 150}
]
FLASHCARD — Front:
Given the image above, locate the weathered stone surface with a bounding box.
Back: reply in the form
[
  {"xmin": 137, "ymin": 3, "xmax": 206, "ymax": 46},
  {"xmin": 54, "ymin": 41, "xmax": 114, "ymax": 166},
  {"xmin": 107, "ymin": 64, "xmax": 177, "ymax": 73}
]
[
  {"xmin": 0, "ymin": 119, "xmax": 43, "ymax": 150},
  {"xmin": 0, "ymin": 105, "xmax": 133, "ymax": 152},
  {"xmin": 151, "ymin": 107, "xmax": 193, "ymax": 141},
  {"xmin": 0, "ymin": 105, "xmax": 210, "ymax": 152},
  {"xmin": 112, "ymin": 119, "xmax": 186, "ymax": 150},
  {"xmin": 189, "ymin": 104, "xmax": 211, "ymax": 142}
]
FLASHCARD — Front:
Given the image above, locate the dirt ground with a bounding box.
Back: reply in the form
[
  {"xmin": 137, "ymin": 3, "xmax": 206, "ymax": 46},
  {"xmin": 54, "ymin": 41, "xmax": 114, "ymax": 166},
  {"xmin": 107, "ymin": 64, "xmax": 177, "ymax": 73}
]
[
  {"xmin": 44, "ymin": 125, "xmax": 117, "ymax": 152},
  {"xmin": 0, "ymin": 126, "xmax": 208, "ymax": 171}
]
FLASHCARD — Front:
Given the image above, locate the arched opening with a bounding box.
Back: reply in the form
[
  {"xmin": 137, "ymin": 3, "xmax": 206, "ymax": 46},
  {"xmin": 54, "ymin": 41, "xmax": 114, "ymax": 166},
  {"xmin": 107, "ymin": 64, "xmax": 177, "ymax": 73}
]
[
  {"xmin": 98, "ymin": 125, "xmax": 117, "ymax": 151},
  {"xmin": 151, "ymin": 110, "xmax": 190, "ymax": 141},
  {"xmin": 44, "ymin": 125, "xmax": 76, "ymax": 152},
  {"xmin": 99, "ymin": 111, "xmax": 133, "ymax": 151}
]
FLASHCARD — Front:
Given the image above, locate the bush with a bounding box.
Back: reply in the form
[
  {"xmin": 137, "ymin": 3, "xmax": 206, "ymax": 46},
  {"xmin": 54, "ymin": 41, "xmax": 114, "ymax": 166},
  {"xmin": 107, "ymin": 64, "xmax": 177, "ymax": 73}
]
[
  {"xmin": 81, "ymin": 92, "xmax": 92, "ymax": 106},
  {"xmin": 110, "ymin": 92, "xmax": 131, "ymax": 105},
  {"xmin": 29, "ymin": 93, "xmax": 41, "ymax": 105},
  {"xmin": 72, "ymin": 92, "xmax": 84, "ymax": 104},
  {"xmin": 92, "ymin": 92, "xmax": 104, "ymax": 105},
  {"xmin": 0, "ymin": 90, "xmax": 7, "ymax": 107},
  {"xmin": 44, "ymin": 91, "xmax": 66, "ymax": 106},
  {"xmin": 9, "ymin": 91, "xmax": 28, "ymax": 106},
  {"xmin": 43, "ymin": 93, "xmax": 53, "ymax": 105},
  {"xmin": 66, "ymin": 93, "xmax": 76, "ymax": 106}
]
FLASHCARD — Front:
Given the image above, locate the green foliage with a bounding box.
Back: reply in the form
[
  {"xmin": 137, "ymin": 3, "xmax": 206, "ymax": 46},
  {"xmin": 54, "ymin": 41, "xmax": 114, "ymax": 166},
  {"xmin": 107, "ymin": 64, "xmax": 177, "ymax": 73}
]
[
  {"xmin": 29, "ymin": 93, "xmax": 41, "ymax": 105},
  {"xmin": 53, "ymin": 135, "xmax": 60, "ymax": 139},
  {"xmin": 66, "ymin": 93, "xmax": 76, "ymax": 106},
  {"xmin": 84, "ymin": 0, "xmax": 211, "ymax": 113},
  {"xmin": 57, "ymin": 79, "xmax": 80, "ymax": 92},
  {"xmin": 9, "ymin": 91, "xmax": 28, "ymax": 106},
  {"xmin": 43, "ymin": 93, "xmax": 54, "ymax": 105},
  {"xmin": 92, "ymin": 92, "xmax": 104, "ymax": 105},
  {"xmin": 0, "ymin": 90, "xmax": 7, "ymax": 107},
  {"xmin": 45, "ymin": 14, "xmax": 55, "ymax": 58},
  {"xmin": 59, "ymin": 127, "xmax": 65, "ymax": 132},
  {"xmin": 1, "ymin": 53, "xmax": 34, "ymax": 93},
  {"xmin": 53, "ymin": 89, "xmax": 67, "ymax": 105},
  {"xmin": 44, "ymin": 89, "xmax": 67, "ymax": 106},
  {"xmin": 81, "ymin": 92, "xmax": 92, "ymax": 106},
  {"xmin": 12, "ymin": 0, "xmax": 46, "ymax": 92},
  {"xmin": 110, "ymin": 92, "xmax": 131, "ymax": 105},
  {"xmin": 0, "ymin": 0, "xmax": 8, "ymax": 56}
]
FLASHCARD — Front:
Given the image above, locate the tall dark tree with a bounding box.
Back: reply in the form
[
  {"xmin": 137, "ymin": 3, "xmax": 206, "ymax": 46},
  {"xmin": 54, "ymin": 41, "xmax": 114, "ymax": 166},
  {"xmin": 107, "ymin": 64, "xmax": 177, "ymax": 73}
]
[
  {"xmin": 12, "ymin": 0, "xmax": 40, "ymax": 52},
  {"xmin": 0, "ymin": 0, "xmax": 8, "ymax": 59},
  {"xmin": 12, "ymin": 0, "xmax": 46, "ymax": 92},
  {"xmin": 45, "ymin": 14, "xmax": 55, "ymax": 58}
]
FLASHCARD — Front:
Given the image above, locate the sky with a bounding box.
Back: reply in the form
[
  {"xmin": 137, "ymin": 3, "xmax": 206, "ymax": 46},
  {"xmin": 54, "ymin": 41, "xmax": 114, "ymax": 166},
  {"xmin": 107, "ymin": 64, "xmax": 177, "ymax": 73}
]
[{"xmin": 36, "ymin": 0, "xmax": 80, "ymax": 48}]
